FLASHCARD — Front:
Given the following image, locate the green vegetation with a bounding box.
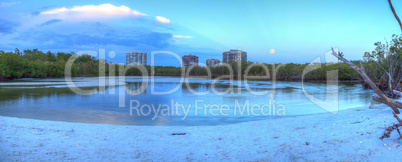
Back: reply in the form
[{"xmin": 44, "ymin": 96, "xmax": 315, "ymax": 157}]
[
  {"xmin": 0, "ymin": 49, "xmax": 183, "ymax": 80},
  {"xmin": 184, "ymin": 61, "xmax": 362, "ymax": 81},
  {"xmin": 0, "ymin": 48, "xmax": 361, "ymax": 81},
  {"xmin": 361, "ymin": 34, "xmax": 402, "ymax": 92},
  {"xmin": 1, "ymin": 34, "xmax": 401, "ymax": 82},
  {"xmin": 0, "ymin": 49, "xmax": 98, "ymax": 79},
  {"xmin": 362, "ymin": 34, "xmax": 402, "ymax": 83}
]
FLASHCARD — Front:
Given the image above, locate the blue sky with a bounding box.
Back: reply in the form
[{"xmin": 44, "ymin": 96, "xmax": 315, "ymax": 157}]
[{"xmin": 0, "ymin": 0, "xmax": 401, "ymax": 66}]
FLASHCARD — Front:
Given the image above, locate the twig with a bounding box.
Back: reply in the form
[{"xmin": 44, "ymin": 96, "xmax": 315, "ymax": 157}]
[
  {"xmin": 379, "ymin": 123, "xmax": 402, "ymax": 140},
  {"xmin": 374, "ymin": 61, "xmax": 390, "ymax": 76},
  {"xmin": 350, "ymin": 117, "xmax": 369, "ymax": 124},
  {"xmin": 379, "ymin": 112, "xmax": 402, "ymax": 140},
  {"xmin": 393, "ymin": 112, "xmax": 402, "ymax": 124},
  {"xmin": 395, "ymin": 77, "xmax": 402, "ymax": 90}
]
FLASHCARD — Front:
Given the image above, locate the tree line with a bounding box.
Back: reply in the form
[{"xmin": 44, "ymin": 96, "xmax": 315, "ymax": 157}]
[
  {"xmin": 0, "ymin": 49, "xmax": 183, "ymax": 80},
  {"xmin": 1, "ymin": 34, "xmax": 401, "ymax": 83},
  {"xmin": 0, "ymin": 49, "xmax": 360, "ymax": 81}
]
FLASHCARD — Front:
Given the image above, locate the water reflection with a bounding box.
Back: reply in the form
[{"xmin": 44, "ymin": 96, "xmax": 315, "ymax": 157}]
[
  {"xmin": 126, "ymin": 82, "xmax": 147, "ymax": 94},
  {"xmin": 0, "ymin": 77, "xmax": 373, "ymax": 126}
]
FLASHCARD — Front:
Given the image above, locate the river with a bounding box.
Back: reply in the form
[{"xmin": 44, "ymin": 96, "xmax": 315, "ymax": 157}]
[{"xmin": 0, "ymin": 76, "xmax": 373, "ymax": 126}]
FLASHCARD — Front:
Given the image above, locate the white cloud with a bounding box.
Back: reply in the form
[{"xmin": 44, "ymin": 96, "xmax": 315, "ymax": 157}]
[
  {"xmin": 40, "ymin": 3, "xmax": 147, "ymax": 17},
  {"xmin": 41, "ymin": 8, "xmax": 69, "ymax": 15},
  {"xmin": 133, "ymin": 10, "xmax": 147, "ymax": 16},
  {"xmin": 156, "ymin": 16, "xmax": 170, "ymax": 23},
  {"xmin": 173, "ymin": 35, "xmax": 192, "ymax": 39},
  {"xmin": 0, "ymin": 1, "xmax": 20, "ymax": 7}
]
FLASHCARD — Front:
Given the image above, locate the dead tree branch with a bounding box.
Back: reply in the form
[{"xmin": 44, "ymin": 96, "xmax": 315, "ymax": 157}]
[
  {"xmin": 380, "ymin": 112, "xmax": 402, "ymax": 140},
  {"xmin": 379, "ymin": 123, "xmax": 402, "ymax": 140},
  {"xmin": 388, "ymin": 0, "xmax": 402, "ymax": 32},
  {"xmin": 372, "ymin": 94, "xmax": 402, "ymax": 108},
  {"xmin": 330, "ymin": 48, "xmax": 400, "ymax": 114},
  {"xmin": 394, "ymin": 112, "xmax": 402, "ymax": 123},
  {"xmin": 393, "ymin": 90, "xmax": 402, "ymax": 97}
]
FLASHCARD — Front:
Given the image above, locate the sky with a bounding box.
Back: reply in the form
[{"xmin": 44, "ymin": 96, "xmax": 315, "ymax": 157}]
[{"xmin": 0, "ymin": 0, "xmax": 401, "ymax": 66}]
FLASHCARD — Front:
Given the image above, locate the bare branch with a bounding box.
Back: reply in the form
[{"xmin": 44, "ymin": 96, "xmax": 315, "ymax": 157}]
[
  {"xmin": 394, "ymin": 112, "xmax": 402, "ymax": 124},
  {"xmin": 372, "ymin": 94, "xmax": 402, "ymax": 108},
  {"xmin": 330, "ymin": 48, "xmax": 400, "ymax": 114},
  {"xmin": 396, "ymin": 77, "xmax": 402, "ymax": 90},
  {"xmin": 379, "ymin": 123, "xmax": 402, "ymax": 140},
  {"xmin": 394, "ymin": 90, "xmax": 402, "ymax": 97},
  {"xmin": 388, "ymin": 0, "xmax": 402, "ymax": 32}
]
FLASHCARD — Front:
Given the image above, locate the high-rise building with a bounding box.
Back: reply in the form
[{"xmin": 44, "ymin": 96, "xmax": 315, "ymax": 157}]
[
  {"xmin": 206, "ymin": 59, "xmax": 220, "ymax": 67},
  {"xmin": 126, "ymin": 51, "xmax": 147, "ymax": 65},
  {"xmin": 222, "ymin": 49, "xmax": 247, "ymax": 63},
  {"xmin": 182, "ymin": 54, "xmax": 199, "ymax": 67}
]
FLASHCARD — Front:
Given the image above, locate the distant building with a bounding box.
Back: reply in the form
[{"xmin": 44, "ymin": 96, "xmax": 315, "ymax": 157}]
[
  {"xmin": 182, "ymin": 54, "xmax": 199, "ymax": 67},
  {"xmin": 222, "ymin": 49, "xmax": 247, "ymax": 63},
  {"xmin": 126, "ymin": 51, "xmax": 147, "ymax": 65},
  {"xmin": 206, "ymin": 59, "xmax": 220, "ymax": 67}
]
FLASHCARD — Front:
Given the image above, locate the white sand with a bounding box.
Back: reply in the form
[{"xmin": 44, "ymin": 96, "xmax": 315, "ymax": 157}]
[{"xmin": 1, "ymin": 107, "xmax": 401, "ymax": 161}]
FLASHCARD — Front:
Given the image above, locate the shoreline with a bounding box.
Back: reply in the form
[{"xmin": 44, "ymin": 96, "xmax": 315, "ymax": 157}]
[
  {"xmin": 1, "ymin": 106, "xmax": 401, "ymax": 161},
  {"xmin": 2, "ymin": 75, "xmax": 362, "ymax": 83}
]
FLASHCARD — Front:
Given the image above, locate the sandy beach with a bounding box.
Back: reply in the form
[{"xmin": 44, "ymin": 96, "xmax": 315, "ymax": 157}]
[{"xmin": 1, "ymin": 106, "xmax": 401, "ymax": 161}]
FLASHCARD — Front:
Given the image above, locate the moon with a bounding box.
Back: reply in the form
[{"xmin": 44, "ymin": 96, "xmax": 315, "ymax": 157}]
[{"xmin": 270, "ymin": 49, "xmax": 275, "ymax": 54}]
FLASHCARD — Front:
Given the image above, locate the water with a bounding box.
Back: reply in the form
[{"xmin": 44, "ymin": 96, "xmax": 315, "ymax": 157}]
[{"xmin": 0, "ymin": 76, "xmax": 373, "ymax": 126}]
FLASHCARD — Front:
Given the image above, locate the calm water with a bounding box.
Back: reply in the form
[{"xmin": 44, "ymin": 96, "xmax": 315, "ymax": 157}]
[{"xmin": 0, "ymin": 76, "xmax": 373, "ymax": 126}]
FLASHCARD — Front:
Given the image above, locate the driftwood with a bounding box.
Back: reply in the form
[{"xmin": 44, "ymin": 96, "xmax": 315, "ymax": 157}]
[
  {"xmin": 380, "ymin": 112, "xmax": 402, "ymax": 140},
  {"xmin": 372, "ymin": 94, "xmax": 402, "ymax": 109},
  {"xmin": 371, "ymin": 0, "xmax": 402, "ymax": 140},
  {"xmin": 393, "ymin": 90, "xmax": 402, "ymax": 97},
  {"xmin": 330, "ymin": 48, "xmax": 400, "ymax": 114},
  {"xmin": 369, "ymin": 105, "xmax": 387, "ymax": 110},
  {"xmin": 330, "ymin": 48, "xmax": 402, "ymax": 140}
]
